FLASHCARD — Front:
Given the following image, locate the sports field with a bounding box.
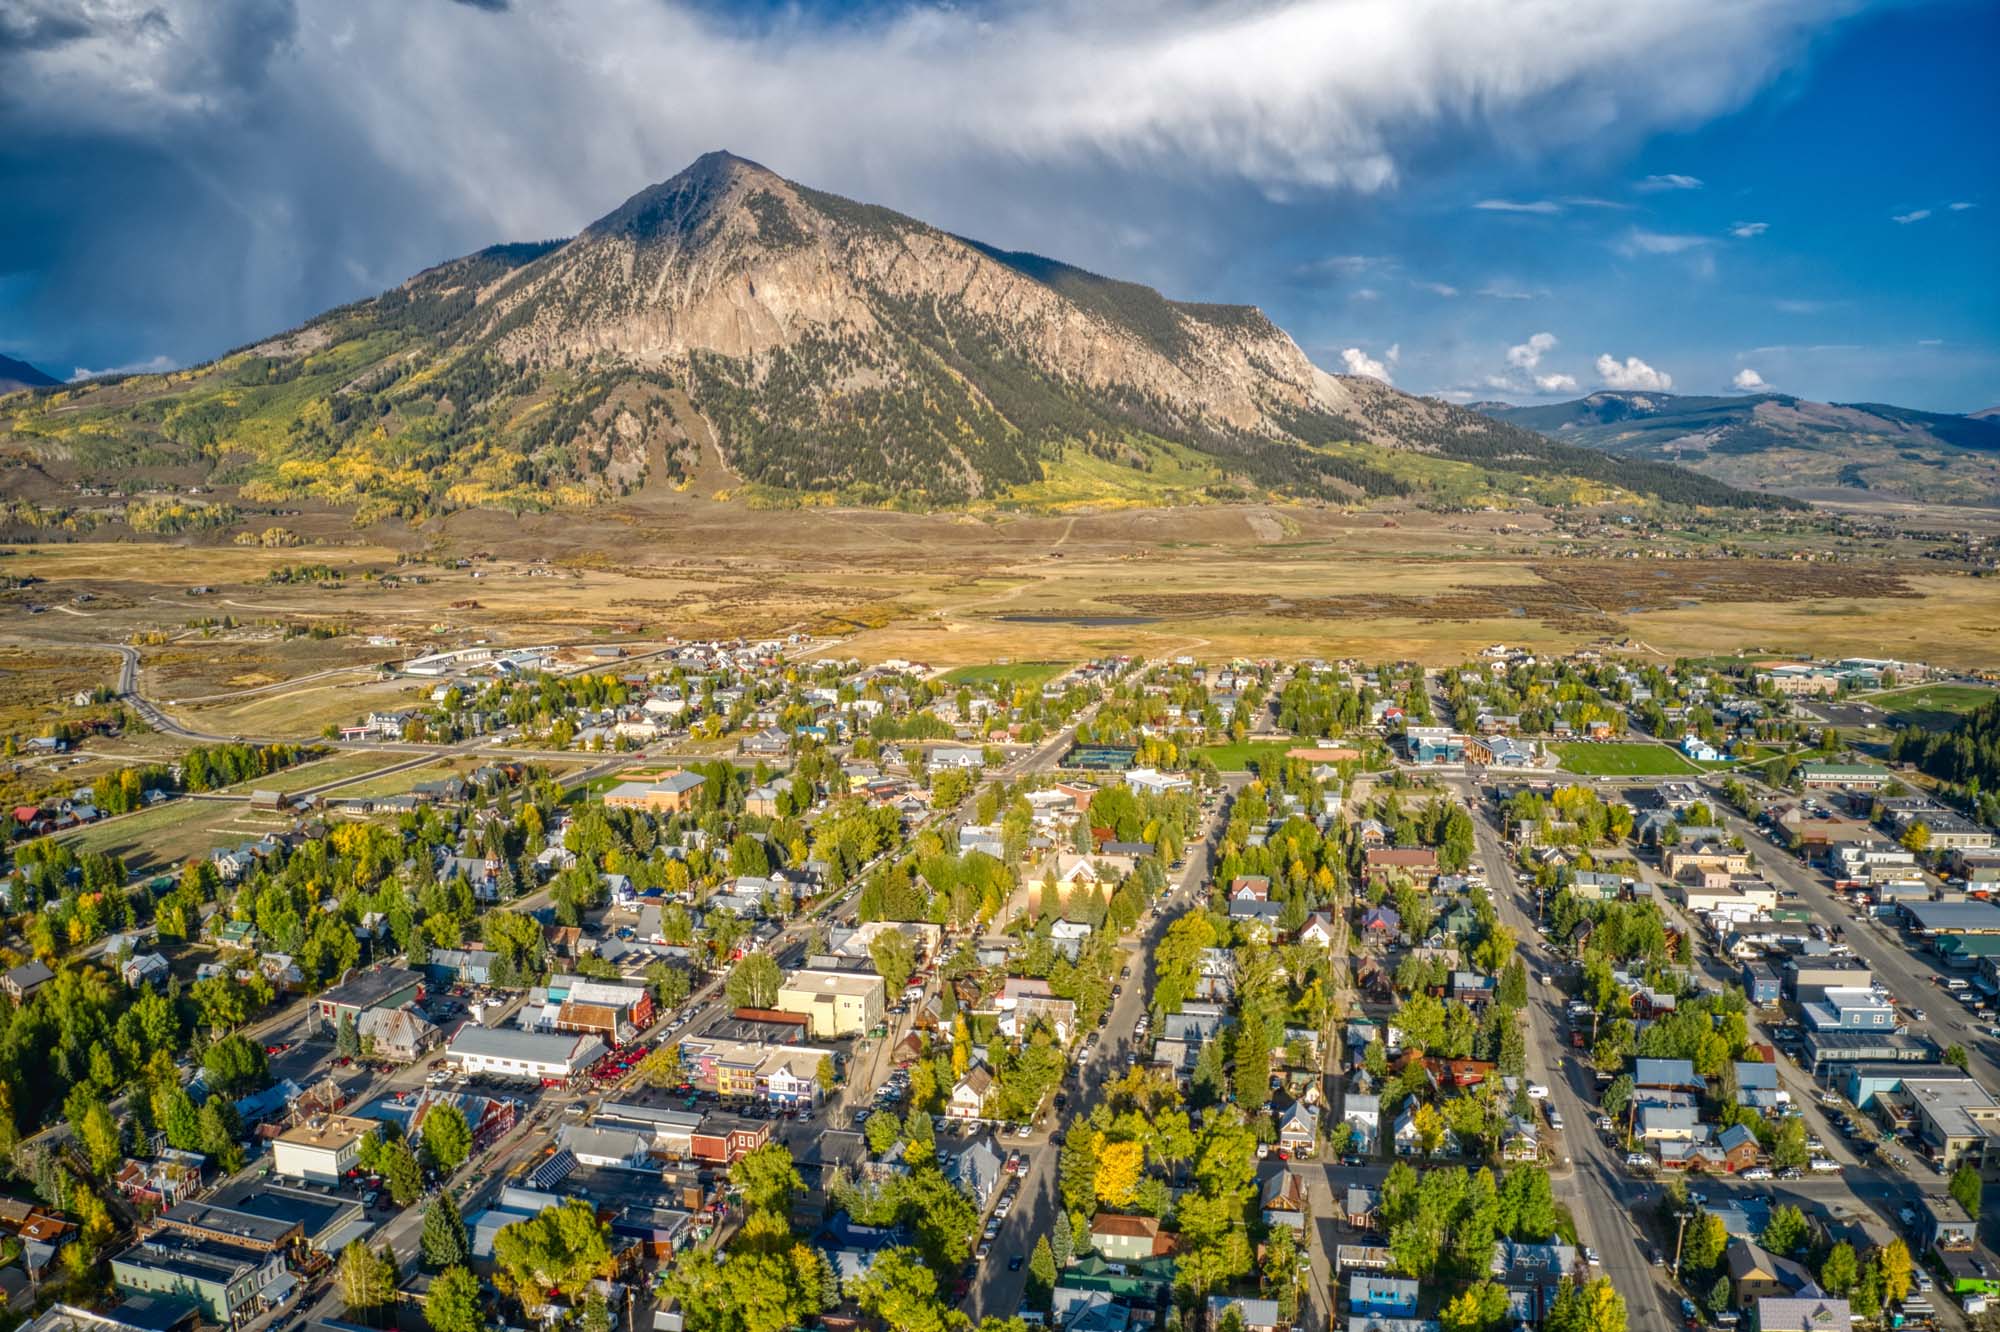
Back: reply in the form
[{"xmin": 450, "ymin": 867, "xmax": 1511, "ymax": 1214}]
[
  {"xmin": 1192, "ymin": 740, "xmax": 1306, "ymax": 773},
  {"xmin": 1873, "ymin": 684, "xmax": 1998, "ymax": 731},
  {"xmin": 1552, "ymin": 742, "xmax": 1700, "ymax": 776}
]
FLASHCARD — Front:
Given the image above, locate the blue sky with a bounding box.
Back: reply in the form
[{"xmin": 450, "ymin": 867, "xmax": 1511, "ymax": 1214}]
[{"xmin": 1, "ymin": 0, "xmax": 1993, "ymax": 410}]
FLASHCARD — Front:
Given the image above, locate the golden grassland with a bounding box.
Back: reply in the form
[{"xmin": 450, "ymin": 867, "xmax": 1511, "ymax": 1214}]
[{"xmin": 1, "ymin": 494, "xmax": 1996, "ymax": 752}]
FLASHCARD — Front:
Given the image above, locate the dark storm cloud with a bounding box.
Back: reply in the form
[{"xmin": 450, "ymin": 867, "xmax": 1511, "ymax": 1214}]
[{"xmin": 0, "ymin": 0, "xmax": 1862, "ymax": 381}]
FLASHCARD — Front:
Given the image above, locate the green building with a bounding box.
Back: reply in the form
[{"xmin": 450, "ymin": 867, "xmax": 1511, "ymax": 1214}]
[{"xmin": 111, "ymin": 1238, "xmax": 285, "ymax": 1326}]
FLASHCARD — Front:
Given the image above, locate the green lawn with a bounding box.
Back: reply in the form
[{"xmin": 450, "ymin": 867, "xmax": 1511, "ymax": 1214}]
[
  {"xmin": 1872, "ymin": 684, "xmax": 1998, "ymax": 731},
  {"xmin": 939, "ymin": 661, "xmax": 1072, "ymax": 690},
  {"xmin": 1553, "ymin": 741, "xmax": 1700, "ymax": 776},
  {"xmin": 219, "ymin": 749, "xmax": 403, "ymax": 795},
  {"xmin": 1193, "ymin": 739, "xmax": 1307, "ymax": 773},
  {"xmin": 61, "ymin": 798, "xmax": 291, "ymax": 874}
]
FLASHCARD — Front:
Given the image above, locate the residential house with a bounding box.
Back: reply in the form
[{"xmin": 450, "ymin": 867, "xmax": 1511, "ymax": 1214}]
[
  {"xmin": 1363, "ymin": 848, "xmax": 1440, "ymax": 888},
  {"xmin": 1261, "ymin": 1170, "xmax": 1310, "ymax": 1231},
  {"xmin": 1350, "ymin": 1275, "xmax": 1420, "ymax": 1319},
  {"xmin": 1726, "ymin": 1239, "xmax": 1824, "ymax": 1310},
  {"xmin": 1207, "ymin": 1298, "xmax": 1281, "ymax": 1332},
  {"xmin": 948, "ymin": 1064, "xmax": 993, "ymax": 1120},
  {"xmin": 1277, "ymin": 1099, "xmax": 1320, "ymax": 1156},
  {"xmin": 1091, "ymin": 1213, "xmax": 1170, "ymax": 1262},
  {"xmin": 355, "ymin": 1007, "xmax": 440, "ymax": 1063},
  {"xmin": 1755, "ymin": 1299, "xmax": 1853, "ymax": 1332}
]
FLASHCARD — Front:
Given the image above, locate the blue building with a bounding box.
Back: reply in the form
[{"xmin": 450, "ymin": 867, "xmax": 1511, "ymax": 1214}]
[
  {"xmin": 1802, "ymin": 987, "xmax": 1896, "ymax": 1031},
  {"xmin": 1404, "ymin": 727, "xmax": 1465, "ymax": 764},
  {"xmin": 1349, "ymin": 1275, "xmax": 1421, "ymax": 1319},
  {"xmin": 1741, "ymin": 961, "xmax": 1782, "ymax": 1007}
]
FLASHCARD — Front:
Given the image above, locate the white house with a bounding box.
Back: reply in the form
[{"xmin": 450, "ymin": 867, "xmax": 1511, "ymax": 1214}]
[
  {"xmin": 948, "ymin": 1064, "xmax": 993, "ymax": 1120},
  {"xmin": 1341, "ymin": 1093, "xmax": 1380, "ymax": 1153}
]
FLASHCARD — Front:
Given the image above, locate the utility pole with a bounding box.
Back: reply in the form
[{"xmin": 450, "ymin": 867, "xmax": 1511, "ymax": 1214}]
[{"xmin": 1671, "ymin": 1205, "xmax": 1697, "ymax": 1280}]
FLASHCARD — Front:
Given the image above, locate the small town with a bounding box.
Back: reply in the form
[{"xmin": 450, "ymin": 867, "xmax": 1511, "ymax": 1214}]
[{"xmin": 1, "ymin": 638, "xmax": 1998, "ymax": 1332}]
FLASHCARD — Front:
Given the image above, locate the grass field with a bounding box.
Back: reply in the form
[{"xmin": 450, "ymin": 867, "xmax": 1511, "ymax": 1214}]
[
  {"xmin": 1552, "ymin": 741, "xmax": 1700, "ymax": 776},
  {"xmin": 61, "ymin": 797, "xmax": 292, "ymax": 873},
  {"xmin": 1192, "ymin": 739, "xmax": 1307, "ymax": 773},
  {"xmin": 218, "ymin": 749, "xmax": 404, "ymax": 795},
  {"xmin": 938, "ymin": 661, "xmax": 1072, "ymax": 690},
  {"xmin": 1873, "ymin": 683, "xmax": 1998, "ymax": 731}
]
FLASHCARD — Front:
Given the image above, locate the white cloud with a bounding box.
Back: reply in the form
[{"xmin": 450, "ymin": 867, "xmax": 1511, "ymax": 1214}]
[
  {"xmin": 1892, "ymin": 209, "xmax": 1932, "ymax": 224},
  {"xmin": 69, "ymin": 355, "xmax": 177, "ymax": 381},
  {"xmin": 1729, "ymin": 221, "xmax": 1769, "ymax": 238},
  {"xmin": 1636, "ymin": 173, "xmax": 1703, "ymax": 191},
  {"xmin": 1732, "ymin": 368, "xmax": 1767, "ymax": 391},
  {"xmin": 1351, "ymin": 287, "xmax": 1381, "ymax": 301},
  {"xmin": 1492, "ymin": 332, "xmax": 1575, "ymax": 395},
  {"xmin": 1616, "ymin": 228, "xmax": 1712, "ymax": 256},
  {"xmin": 1411, "ymin": 280, "xmax": 1459, "ymax": 297},
  {"xmin": 1949, "ymin": 202, "xmax": 1977, "ymax": 211},
  {"xmin": 1340, "ymin": 347, "xmax": 1393, "ymax": 383},
  {"xmin": 1476, "ymin": 280, "xmax": 1546, "ymax": 301},
  {"xmin": 1473, "ymin": 199, "xmax": 1562, "ymax": 214},
  {"xmin": 1385, "ymin": 344, "xmax": 1401, "ymax": 366},
  {"xmin": 1296, "ymin": 254, "xmax": 1387, "ymax": 278},
  {"xmin": 0, "ymin": 0, "xmax": 1872, "ymax": 370},
  {"xmin": 1917, "ymin": 338, "xmax": 1943, "ymax": 347},
  {"xmin": 1506, "ymin": 331, "xmax": 1558, "ymax": 371},
  {"xmin": 1595, "ymin": 353, "xmax": 1673, "ymax": 391},
  {"xmin": 6, "ymin": 0, "xmax": 1860, "ymax": 216}
]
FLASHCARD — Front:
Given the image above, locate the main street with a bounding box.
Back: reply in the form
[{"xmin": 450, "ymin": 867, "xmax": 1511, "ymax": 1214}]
[{"xmin": 1467, "ymin": 767, "xmax": 1979, "ymax": 1332}]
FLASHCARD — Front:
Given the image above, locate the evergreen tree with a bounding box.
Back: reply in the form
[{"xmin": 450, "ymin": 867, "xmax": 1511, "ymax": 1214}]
[
  {"xmin": 1030, "ymin": 1235, "xmax": 1058, "ymax": 1301},
  {"xmin": 421, "ymin": 1190, "xmax": 471, "ymax": 1272}
]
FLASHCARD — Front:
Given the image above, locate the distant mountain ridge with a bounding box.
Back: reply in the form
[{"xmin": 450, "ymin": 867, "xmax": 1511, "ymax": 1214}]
[
  {"xmin": 1479, "ymin": 390, "xmax": 2000, "ymax": 505},
  {"xmin": 3, "ymin": 151, "xmax": 1787, "ymax": 519},
  {"xmin": 0, "ymin": 355, "xmax": 58, "ymax": 394}
]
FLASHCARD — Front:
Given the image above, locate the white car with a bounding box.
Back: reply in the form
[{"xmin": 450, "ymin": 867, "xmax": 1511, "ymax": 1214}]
[
  {"xmin": 1527, "ymin": 1083, "xmax": 1549, "ymax": 1100},
  {"xmin": 1740, "ymin": 1166, "xmax": 1773, "ymax": 1180},
  {"xmin": 1625, "ymin": 1152, "xmax": 1652, "ymax": 1169},
  {"xmin": 1809, "ymin": 1157, "xmax": 1842, "ymax": 1173}
]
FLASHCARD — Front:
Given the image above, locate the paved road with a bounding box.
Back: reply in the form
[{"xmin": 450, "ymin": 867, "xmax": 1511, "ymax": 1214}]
[
  {"xmin": 964, "ymin": 784, "xmax": 1235, "ymax": 1323},
  {"xmin": 1469, "ymin": 770, "xmax": 1975, "ymax": 1332},
  {"xmin": 1456, "ymin": 776, "xmax": 1675, "ymax": 1332},
  {"xmin": 1700, "ymin": 787, "xmax": 2000, "ymax": 1097}
]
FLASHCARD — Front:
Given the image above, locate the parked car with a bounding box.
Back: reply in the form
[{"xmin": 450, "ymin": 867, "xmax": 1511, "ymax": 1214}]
[{"xmin": 1741, "ymin": 1166, "xmax": 1773, "ymax": 1180}]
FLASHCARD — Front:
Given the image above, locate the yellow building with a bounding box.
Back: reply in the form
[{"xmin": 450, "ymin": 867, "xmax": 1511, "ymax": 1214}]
[{"xmin": 775, "ymin": 968, "xmax": 886, "ymax": 1039}]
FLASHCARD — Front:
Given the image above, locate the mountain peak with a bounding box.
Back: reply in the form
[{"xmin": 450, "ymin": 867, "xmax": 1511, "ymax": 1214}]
[
  {"xmin": 0, "ymin": 353, "xmax": 60, "ymax": 393},
  {"xmin": 585, "ymin": 149, "xmax": 785, "ymax": 240}
]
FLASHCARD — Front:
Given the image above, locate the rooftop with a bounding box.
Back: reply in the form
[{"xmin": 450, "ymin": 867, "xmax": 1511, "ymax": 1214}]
[
  {"xmin": 779, "ymin": 968, "xmax": 884, "ymax": 998},
  {"xmin": 275, "ymin": 1114, "xmax": 374, "ymax": 1152},
  {"xmin": 317, "ymin": 965, "xmax": 423, "ymax": 1010}
]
